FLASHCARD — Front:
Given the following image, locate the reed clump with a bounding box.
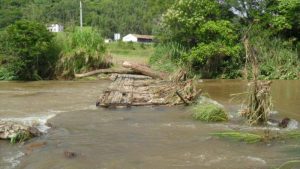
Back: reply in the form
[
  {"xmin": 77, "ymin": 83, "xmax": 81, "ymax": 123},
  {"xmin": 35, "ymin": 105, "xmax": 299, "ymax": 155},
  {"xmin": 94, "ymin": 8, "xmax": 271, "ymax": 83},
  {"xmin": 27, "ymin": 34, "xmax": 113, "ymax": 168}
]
[
  {"xmin": 55, "ymin": 27, "xmax": 111, "ymax": 79},
  {"xmin": 192, "ymin": 103, "xmax": 228, "ymax": 122}
]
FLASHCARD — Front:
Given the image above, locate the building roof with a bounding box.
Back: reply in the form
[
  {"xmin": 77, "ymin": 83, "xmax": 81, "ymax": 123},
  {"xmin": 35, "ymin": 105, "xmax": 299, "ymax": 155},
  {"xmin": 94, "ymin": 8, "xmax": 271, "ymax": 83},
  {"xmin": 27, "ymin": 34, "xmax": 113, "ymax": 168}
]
[{"xmin": 132, "ymin": 34, "xmax": 154, "ymax": 40}]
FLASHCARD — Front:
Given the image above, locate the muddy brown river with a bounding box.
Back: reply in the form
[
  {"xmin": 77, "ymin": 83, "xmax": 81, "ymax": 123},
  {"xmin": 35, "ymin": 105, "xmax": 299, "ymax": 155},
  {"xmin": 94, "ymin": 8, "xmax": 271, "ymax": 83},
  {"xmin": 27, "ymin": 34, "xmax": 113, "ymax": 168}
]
[{"xmin": 0, "ymin": 80, "xmax": 299, "ymax": 169}]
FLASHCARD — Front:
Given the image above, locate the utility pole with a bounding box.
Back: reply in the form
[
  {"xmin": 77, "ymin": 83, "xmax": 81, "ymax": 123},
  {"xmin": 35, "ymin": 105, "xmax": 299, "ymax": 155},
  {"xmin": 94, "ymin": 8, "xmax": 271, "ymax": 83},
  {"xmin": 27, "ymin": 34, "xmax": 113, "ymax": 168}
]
[{"xmin": 80, "ymin": 1, "xmax": 83, "ymax": 29}]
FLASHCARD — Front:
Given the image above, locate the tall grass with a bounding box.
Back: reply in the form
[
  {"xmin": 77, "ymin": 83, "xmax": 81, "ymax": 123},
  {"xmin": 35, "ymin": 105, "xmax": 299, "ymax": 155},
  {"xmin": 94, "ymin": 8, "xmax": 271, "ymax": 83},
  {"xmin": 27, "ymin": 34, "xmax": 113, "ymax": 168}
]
[
  {"xmin": 149, "ymin": 42, "xmax": 186, "ymax": 73},
  {"xmin": 55, "ymin": 27, "xmax": 111, "ymax": 79},
  {"xmin": 249, "ymin": 32, "xmax": 300, "ymax": 80}
]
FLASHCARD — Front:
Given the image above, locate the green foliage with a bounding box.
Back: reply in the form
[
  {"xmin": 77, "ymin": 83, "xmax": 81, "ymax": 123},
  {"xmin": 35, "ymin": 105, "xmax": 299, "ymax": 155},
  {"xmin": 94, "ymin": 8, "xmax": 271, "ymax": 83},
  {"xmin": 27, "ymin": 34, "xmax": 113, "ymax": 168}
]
[
  {"xmin": 0, "ymin": 0, "xmax": 174, "ymax": 37},
  {"xmin": 270, "ymin": 0, "xmax": 300, "ymax": 38},
  {"xmin": 212, "ymin": 131, "xmax": 263, "ymax": 144},
  {"xmin": 188, "ymin": 21, "xmax": 242, "ymax": 77},
  {"xmin": 157, "ymin": 0, "xmax": 243, "ymax": 78},
  {"xmin": 248, "ymin": 28, "xmax": 300, "ymax": 80},
  {"xmin": 0, "ymin": 67, "xmax": 16, "ymax": 80},
  {"xmin": 83, "ymin": 0, "xmax": 175, "ymax": 37},
  {"xmin": 149, "ymin": 42, "xmax": 186, "ymax": 73},
  {"xmin": 1, "ymin": 20, "xmax": 56, "ymax": 80},
  {"xmin": 10, "ymin": 131, "xmax": 32, "ymax": 144},
  {"xmin": 192, "ymin": 103, "xmax": 228, "ymax": 122},
  {"xmin": 0, "ymin": 0, "xmax": 28, "ymax": 29},
  {"xmin": 161, "ymin": 0, "xmax": 226, "ymax": 47},
  {"xmin": 55, "ymin": 27, "xmax": 110, "ymax": 79}
]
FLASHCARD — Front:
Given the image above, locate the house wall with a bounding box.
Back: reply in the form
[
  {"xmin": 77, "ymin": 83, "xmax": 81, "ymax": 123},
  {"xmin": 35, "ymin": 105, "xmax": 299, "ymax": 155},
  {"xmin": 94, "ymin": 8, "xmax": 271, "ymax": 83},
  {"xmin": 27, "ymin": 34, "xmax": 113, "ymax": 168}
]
[
  {"xmin": 122, "ymin": 34, "xmax": 138, "ymax": 42},
  {"xmin": 47, "ymin": 24, "xmax": 64, "ymax": 32}
]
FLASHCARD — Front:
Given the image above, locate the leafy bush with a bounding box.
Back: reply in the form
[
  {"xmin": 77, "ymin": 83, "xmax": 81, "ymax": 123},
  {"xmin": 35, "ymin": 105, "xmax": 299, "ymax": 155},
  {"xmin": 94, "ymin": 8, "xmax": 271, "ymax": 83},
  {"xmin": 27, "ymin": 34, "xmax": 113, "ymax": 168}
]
[
  {"xmin": 192, "ymin": 103, "xmax": 228, "ymax": 122},
  {"xmin": 0, "ymin": 67, "xmax": 16, "ymax": 80},
  {"xmin": 187, "ymin": 20, "xmax": 242, "ymax": 78},
  {"xmin": 0, "ymin": 20, "xmax": 56, "ymax": 80},
  {"xmin": 55, "ymin": 27, "xmax": 111, "ymax": 79}
]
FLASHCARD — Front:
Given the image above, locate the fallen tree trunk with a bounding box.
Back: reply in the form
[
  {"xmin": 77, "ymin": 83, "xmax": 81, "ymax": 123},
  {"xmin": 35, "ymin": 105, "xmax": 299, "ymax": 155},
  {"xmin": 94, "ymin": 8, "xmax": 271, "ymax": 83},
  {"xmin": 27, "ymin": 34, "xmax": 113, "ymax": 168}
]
[
  {"xmin": 75, "ymin": 68, "xmax": 136, "ymax": 78},
  {"xmin": 122, "ymin": 61, "xmax": 168, "ymax": 80}
]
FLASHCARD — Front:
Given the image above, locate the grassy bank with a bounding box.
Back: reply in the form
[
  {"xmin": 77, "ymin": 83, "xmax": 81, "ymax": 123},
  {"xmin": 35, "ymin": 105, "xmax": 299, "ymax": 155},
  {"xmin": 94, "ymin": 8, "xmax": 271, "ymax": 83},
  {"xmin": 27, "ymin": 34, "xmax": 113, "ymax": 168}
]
[{"xmin": 107, "ymin": 42, "xmax": 154, "ymax": 67}]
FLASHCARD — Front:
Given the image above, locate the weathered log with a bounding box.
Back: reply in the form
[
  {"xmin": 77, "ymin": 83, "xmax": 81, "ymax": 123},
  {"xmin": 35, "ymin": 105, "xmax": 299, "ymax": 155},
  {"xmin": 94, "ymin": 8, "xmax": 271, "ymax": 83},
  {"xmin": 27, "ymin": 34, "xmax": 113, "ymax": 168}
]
[
  {"xmin": 176, "ymin": 91, "xmax": 189, "ymax": 106},
  {"xmin": 75, "ymin": 68, "xmax": 136, "ymax": 78},
  {"xmin": 122, "ymin": 61, "xmax": 167, "ymax": 80},
  {"xmin": 110, "ymin": 74, "xmax": 152, "ymax": 81}
]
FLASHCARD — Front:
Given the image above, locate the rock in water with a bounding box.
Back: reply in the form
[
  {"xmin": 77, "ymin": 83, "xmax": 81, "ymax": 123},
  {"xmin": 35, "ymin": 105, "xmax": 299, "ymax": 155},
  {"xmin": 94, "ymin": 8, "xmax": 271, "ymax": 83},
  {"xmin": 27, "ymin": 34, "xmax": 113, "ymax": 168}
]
[
  {"xmin": 0, "ymin": 121, "xmax": 41, "ymax": 141},
  {"xmin": 64, "ymin": 151, "xmax": 77, "ymax": 159}
]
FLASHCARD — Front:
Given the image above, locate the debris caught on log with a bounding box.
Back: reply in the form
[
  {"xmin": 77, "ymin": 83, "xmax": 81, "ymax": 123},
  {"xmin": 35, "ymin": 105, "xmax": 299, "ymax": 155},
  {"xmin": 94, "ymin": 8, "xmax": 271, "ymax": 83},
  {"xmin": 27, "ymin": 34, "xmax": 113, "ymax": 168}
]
[{"xmin": 96, "ymin": 72, "xmax": 201, "ymax": 108}]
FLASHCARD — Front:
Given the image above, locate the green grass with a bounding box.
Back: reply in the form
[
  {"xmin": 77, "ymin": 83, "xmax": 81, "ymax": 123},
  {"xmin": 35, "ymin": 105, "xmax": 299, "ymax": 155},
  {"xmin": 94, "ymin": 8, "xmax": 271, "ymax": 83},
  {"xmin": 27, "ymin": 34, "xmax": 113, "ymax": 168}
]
[
  {"xmin": 107, "ymin": 41, "xmax": 154, "ymax": 66},
  {"xmin": 212, "ymin": 131, "xmax": 300, "ymax": 145},
  {"xmin": 149, "ymin": 42, "xmax": 185, "ymax": 73},
  {"xmin": 192, "ymin": 103, "xmax": 228, "ymax": 122},
  {"xmin": 10, "ymin": 131, "xmax": 32, "ymax": 144},
  {"xmin": 212, "ymin": 131, "xmax": 263, "ymax": 144}
]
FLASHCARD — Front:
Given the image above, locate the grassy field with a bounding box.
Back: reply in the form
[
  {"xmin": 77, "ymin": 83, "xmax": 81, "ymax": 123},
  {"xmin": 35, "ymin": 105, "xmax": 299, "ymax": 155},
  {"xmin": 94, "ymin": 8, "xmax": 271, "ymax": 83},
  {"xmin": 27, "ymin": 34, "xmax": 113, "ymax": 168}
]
[{"xmin": 106, "ymin": 42, "xmax": 154, "ymax": 67}]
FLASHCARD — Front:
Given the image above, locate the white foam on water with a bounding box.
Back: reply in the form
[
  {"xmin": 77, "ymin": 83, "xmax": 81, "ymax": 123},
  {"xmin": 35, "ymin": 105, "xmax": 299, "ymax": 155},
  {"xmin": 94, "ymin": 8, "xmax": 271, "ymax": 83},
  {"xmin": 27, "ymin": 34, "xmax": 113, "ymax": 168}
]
[
  {"xmin": 286, "ymin": 119, "xmax": 299, "ymax": 130},
  {"xmin": 2, "ymin": 151, "xmax": 24, "ymax": 169},
  {"xmin": 245, "ymin": 156, "xmax": 267, "ymax": 165},
  {"xmin": 198, "ymin": 96, "xmax": 224, "ymax": 108},
  {"xmin": 209, "ymin": 123, "xmax": 281, "ymax": 131},
  {"xmin": 1, "ymin": 114, "xmax": 56, "ymax": 133},
  {"xmin": 162, "ymin": 122, "xmax": 196, "ymax": 129},
  {"xmin": 204, "ymin": 156, "xmax": 226, "ymax": 166}
]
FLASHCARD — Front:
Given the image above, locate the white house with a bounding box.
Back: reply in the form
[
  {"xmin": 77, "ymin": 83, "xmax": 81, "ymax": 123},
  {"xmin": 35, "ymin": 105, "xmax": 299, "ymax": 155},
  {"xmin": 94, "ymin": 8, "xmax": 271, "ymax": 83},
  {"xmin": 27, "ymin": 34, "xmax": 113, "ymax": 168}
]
[
  {"xmin": 122, "ymin": 34, "xmax": 154, "ymax": 43},
  {"xmin": 114, "ymin": 33, "xmax": 121, "ymax": 41},
  {"xmin": 47, "ymin": 24, "xmax": 64, "ymax": 32}
]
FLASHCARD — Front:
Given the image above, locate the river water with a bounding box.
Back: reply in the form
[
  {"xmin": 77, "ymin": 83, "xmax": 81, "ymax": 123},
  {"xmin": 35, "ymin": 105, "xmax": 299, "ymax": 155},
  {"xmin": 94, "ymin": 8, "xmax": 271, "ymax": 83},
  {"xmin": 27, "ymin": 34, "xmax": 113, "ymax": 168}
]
[{"xmin": 0, "ymin": 80, "xmax": 299, "ymax": 169}]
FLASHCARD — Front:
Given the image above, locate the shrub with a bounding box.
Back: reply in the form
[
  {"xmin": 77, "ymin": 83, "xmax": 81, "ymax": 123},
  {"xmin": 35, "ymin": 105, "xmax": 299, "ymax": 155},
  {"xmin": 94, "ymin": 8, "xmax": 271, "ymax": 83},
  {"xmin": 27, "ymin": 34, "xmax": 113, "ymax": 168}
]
[
  {"xmin": 1, "ymin": 20, "xmax": 55, "ymax": 80},
  {"xmin": 0, "ymin": 67, "xmax": 16, "ymax": 80},
  {"xmin": 192, "ymin": 103, "xmax": 228, "ymax": 122}
]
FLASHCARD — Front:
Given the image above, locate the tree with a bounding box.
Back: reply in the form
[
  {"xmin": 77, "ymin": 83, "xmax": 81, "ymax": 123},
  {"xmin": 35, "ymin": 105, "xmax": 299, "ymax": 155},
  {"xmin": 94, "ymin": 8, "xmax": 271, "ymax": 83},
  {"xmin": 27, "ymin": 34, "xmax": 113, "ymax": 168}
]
[
  {"xmin": 188, "ymin": 20, "xmax": 242, "ymax": 78},
  {"xmin": 160, "ymin": 0, "xmax": 233, "ymax": 48},
  {"xmin": 158, "ymin": 0, "xmax": 241, "ymax": 78},
  {"xmin": 270, "ymin": 0, "xmax": 300, "ymax": 38},
  {"xmin": 3, "ymin": 20, "xmax": 55, "ymax": 80}
]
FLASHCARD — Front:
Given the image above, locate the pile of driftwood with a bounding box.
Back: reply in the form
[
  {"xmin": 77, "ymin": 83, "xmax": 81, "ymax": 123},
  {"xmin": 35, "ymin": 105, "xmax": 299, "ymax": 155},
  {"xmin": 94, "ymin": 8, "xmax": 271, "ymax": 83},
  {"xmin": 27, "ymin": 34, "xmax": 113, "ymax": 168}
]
[{"xmin": 95, "ymin": 62, "xmax": 201, "ymax": 108}]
